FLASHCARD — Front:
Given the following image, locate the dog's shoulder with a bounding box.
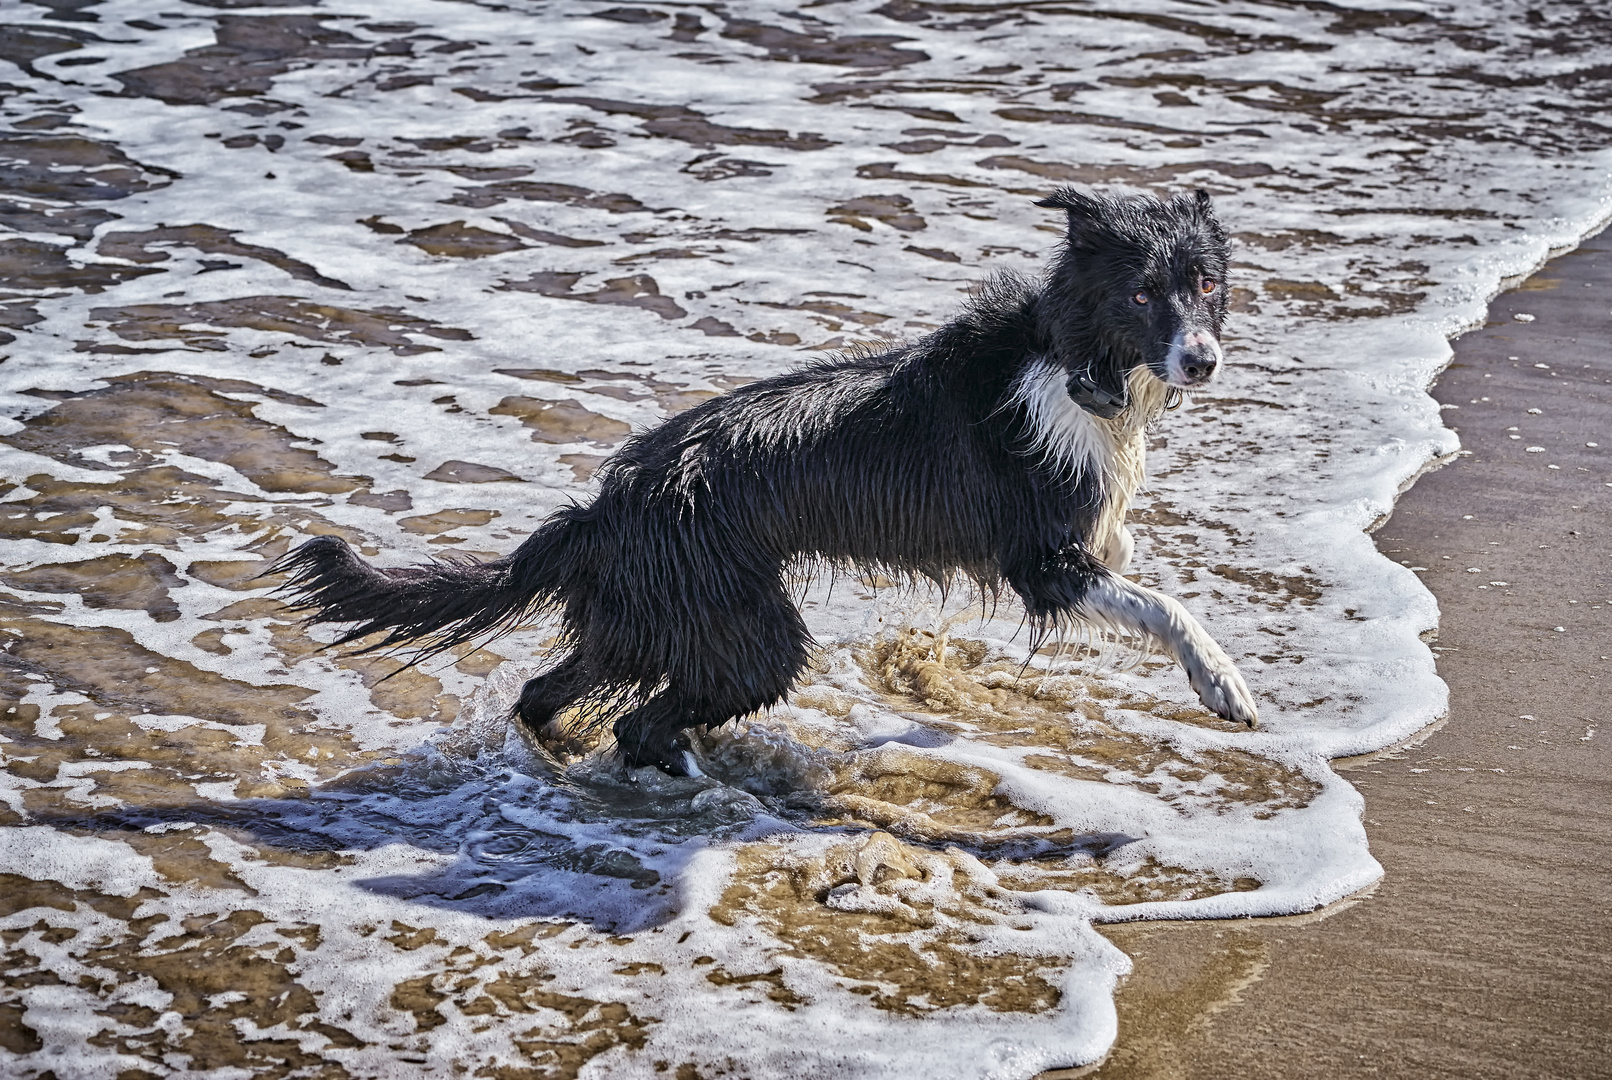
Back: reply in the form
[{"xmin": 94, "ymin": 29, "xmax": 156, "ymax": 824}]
[
  {"xmin": 928, "ymin": 271, "xmax": 1041, "ymax": 353},
  {"xmin": 889, "ymin": 271, "xmax": 1045, "ymax": 398}
]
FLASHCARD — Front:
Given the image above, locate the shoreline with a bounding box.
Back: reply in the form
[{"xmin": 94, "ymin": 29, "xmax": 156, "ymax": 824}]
[{"xmin": 1049, "ymin": 225, "xmax": 1612, "ymax": 1080}]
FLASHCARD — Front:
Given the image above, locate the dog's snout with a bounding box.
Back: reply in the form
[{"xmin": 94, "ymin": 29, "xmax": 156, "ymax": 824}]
[{"xmin": 1166, "ymin": 329, "xmax": 1223, "ymax": 387}]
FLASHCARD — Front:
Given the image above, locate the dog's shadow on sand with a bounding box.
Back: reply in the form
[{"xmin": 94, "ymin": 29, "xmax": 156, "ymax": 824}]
[
  {"xmin": 36, "ymin": 743, "xmax": 746, "ymax": 931},
  {"xmin": 39, "ymin": 717, "xmax": 1138, "ymax": 933},
  {"xmin": 34, "ymin": 633, "xmax": 1151, "ymax": 932}
]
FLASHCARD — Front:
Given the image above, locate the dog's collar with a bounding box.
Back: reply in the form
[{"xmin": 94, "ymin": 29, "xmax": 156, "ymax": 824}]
[{"xmin": 1066, "ymin": 371, "xmax": 1128, "ymax": 419}]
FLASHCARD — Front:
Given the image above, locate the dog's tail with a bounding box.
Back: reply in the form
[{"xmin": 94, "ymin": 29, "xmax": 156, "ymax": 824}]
[{"xmin": 270, "ymin": 516, "xmax": 583, "ymax": 660}]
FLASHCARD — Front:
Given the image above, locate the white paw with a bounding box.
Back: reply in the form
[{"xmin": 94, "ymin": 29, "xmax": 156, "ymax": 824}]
[{"xmin": 1185, "ymin": 650, "xmax": 1258, "ymax": 727}]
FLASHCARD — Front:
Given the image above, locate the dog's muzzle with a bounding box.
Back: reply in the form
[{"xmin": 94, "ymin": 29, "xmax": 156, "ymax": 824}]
[{"xmin": 1165, "ymin": 329, "xmax": 1222, "ymax": 387}]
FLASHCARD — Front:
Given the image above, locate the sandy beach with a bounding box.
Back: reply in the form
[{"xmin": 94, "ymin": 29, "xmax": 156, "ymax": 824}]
[{"xmin": 1057, "ymin": 227, "xmax": 1612, "ymax": 1080}]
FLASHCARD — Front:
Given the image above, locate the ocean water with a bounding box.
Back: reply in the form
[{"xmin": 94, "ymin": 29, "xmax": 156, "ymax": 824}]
[{"xmin": 1, "ymin": 1, "xmax": 1610, "ymax": 1076}]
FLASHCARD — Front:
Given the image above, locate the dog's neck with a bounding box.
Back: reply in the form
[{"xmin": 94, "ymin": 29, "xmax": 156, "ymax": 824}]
[
  {"xmin": 1010, "ymin": 359, "xmax": 1170, "ymax": 563},
  {"xmin": 1036, "ymin": 287, "xmax": 1148, "ymax": 419},
  {"xmin": 1008, "ymin": 358, "xmax": 1168, "ymax": 482},
  {"xmin": 1119, "ymin": 365, "xmax": 1175, "ymax": 431}
]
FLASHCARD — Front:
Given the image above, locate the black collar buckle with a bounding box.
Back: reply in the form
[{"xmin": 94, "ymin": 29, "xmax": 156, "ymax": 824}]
[{"xmin": 1066, "ymin": 371, "xmax": 1128, "ymax": 419}]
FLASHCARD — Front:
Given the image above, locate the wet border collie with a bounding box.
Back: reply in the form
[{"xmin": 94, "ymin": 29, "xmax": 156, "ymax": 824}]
[{"xmin": 276, "ymin": 187, "xmax": 1257, "ymax": 775}]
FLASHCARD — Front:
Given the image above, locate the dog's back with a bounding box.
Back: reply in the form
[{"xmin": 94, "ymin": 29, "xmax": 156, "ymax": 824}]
[{"xmin": 593, "ymin": 285, "xmax": 1060, "ymax": 582}]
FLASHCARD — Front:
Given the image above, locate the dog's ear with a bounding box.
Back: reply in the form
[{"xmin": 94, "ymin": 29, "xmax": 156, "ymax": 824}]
[
  {"xmin": 1035, "ymin": 186, "xmax": 1106, "ymax": 227},
  {"xmin": 1177, "ymin": 188, "xmax": 1218, "ymax": 223},
  {"xmin": 1189, "ymin": 187, "xmax": 1228, "ymax": 244}
]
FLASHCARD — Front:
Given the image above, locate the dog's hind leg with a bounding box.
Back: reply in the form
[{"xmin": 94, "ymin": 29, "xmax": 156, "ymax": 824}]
[
  {"xmin": 512, "ymin": 653, "xmax": 592, "ymax": 736},
  {"xmin": 614, "ymin": 678, "xmax": 802, "ymax": 777},
  {"xmin": 1076, "ymin": 575, "xmax": 1258, "ymax": 727},
  {"xmin": 612, "ymin": 692, "xmax": 703, "ymax": 777},
  {"xmin": 615, "ymin": 585, "xmax": 811, "ymax": 776}
]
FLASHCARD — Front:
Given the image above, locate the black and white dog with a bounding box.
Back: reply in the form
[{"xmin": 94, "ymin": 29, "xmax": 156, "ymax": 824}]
[{"xmin": 276, "ymin": 187, "xmax": 1257, "ymax": 775}]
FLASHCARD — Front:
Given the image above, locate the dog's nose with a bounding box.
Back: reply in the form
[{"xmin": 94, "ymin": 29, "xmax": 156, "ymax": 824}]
[{"xmin": 1174, "ymin": 329, "xmax": 1222, "ymax": 385}]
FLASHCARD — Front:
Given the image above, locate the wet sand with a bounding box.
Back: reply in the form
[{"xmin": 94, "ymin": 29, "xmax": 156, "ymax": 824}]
[{"xmin": 1052, "ymin": 227, "xmax": 1612, "ymax": 1079}]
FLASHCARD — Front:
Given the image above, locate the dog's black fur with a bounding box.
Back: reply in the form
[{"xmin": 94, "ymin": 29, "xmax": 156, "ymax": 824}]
[{"xmin": 274, "ymin": 187, "xmax": 1255, "ymax": 775}]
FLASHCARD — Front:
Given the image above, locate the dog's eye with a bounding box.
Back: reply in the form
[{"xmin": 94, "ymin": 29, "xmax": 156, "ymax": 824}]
[
  {"xmin": 1132, "ymin": 290, "xmax": 1149, "ymax": 305},
  {"xmin": 1201, "ymin": 278, "xmax": 1218, "ymax": 294}
]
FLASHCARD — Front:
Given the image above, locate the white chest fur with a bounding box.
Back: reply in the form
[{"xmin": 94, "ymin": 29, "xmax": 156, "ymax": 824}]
[{"xmin": 1009, "ymin": 358, "xmax": 1171, "ymax": 567}]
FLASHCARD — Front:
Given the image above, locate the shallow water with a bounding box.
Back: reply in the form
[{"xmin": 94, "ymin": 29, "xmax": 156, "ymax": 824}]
[{"xmin": 1, "ymin": 1, "xmax": 1610, "ymax": 1076}]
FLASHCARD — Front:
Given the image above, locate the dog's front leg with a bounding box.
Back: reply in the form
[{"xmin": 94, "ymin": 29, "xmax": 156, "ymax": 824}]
[
  {"xmin": 1077, "ymin": 575, "xmax": 1258, "ymax": 727},
  {"xmin": 1095, "ymin": 524, "xmax": 1134, "ymax": 573}
]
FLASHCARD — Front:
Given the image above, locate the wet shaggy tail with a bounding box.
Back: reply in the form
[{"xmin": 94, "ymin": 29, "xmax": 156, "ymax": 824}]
[{"xmin": 272, "ymin": 530, "xmax": 568, "ymax": 660}]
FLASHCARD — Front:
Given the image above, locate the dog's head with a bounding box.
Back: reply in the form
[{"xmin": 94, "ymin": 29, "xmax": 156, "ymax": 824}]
[{"xmin": 1036, "ymin": 187, "xmax": 1230, "ymax": 417}]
